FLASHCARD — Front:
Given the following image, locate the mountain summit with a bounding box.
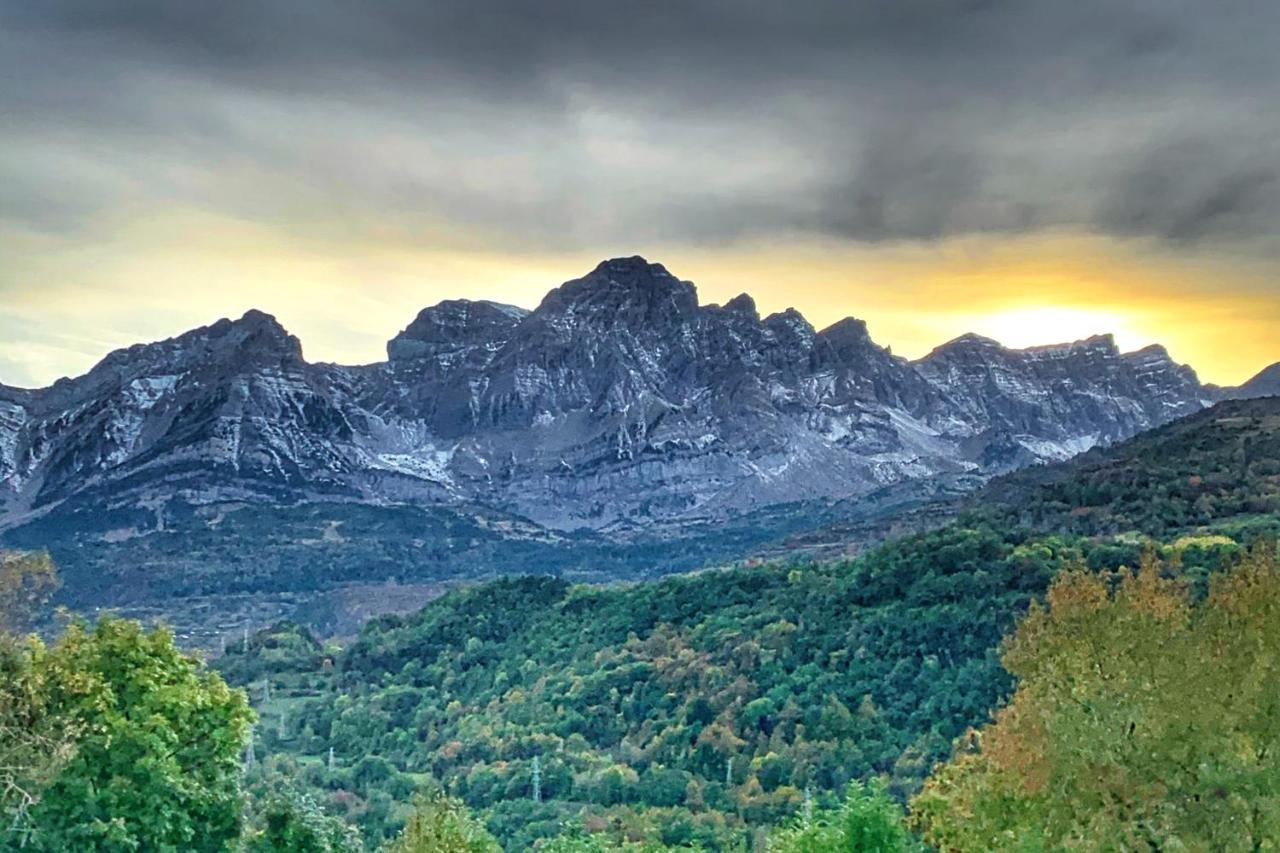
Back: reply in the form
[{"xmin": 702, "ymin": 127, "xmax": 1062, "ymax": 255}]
[{"xmin": 0, "ymin": 258, "xmax": 1268, "ymax": 536}]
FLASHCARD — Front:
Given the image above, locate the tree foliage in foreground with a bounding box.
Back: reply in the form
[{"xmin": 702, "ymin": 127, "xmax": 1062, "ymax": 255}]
[
  {"xmin": 769, "ymin": 780, "xmax": 918, "ymax": 853},
  {"xmin": 0, "ymin": 635, "xmax": 77, "ymax": 847},
  {"xmin": 245, "ymin": 789, "xmax": 365, "ymax": 853},
  {"xmin": 382, "ymin": 791, "xmax": 502, "ymax": 853},
  {"xmin": 14, "ymin": 616, "xmax": 254, "ymax": 852},
  {"xmin": 911, "ymin": 546, "xmax": 1280, "ymax": 851},
  {"xmin": 0, "ymin": 553, "xmax": 72, "ymax": 843}
]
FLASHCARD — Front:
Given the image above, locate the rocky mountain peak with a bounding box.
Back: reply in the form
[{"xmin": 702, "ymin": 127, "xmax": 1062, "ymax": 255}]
[
  {"xmin": 4, "ymin": 256, "xmax": 1273, "ymax": 537},
  {"xmin": 815, "ymin": 317, "xmax": 892, "ymax": 367},
  {"xmin": 212, "ymin": 310, "xmax": 304, "ymax": 361},
  {"xmin": 1239, "ymin": 362, "xmax": 1280, "ymax": 397},
  {"xmin": 1022, "ymin": 334, "xmax": 1118, "ymax": 359},
  {"xmin": 1121, "ymin": 343, "xmax": 1200, "ymax": 388},
  {"xmin": 1075, "ymin": 333, "xmax": 1118, "ymax": 352},
  {"xmin": 924, "ymin": 333, "xmax": 1003, "ymax": 359},
  {"xmin": 534, "ymin": 256, "xmax": 700, "ymax": 333},
  {"xmin": 1121, "ymin": 343, "xmax": 1177, "ymax": 373},
  {"xmin": 763, "ymin": 307, "xmax": 816, "ymax": 343},
  {"xmin": 388, "ymin": 299, "xmax": 529, "ymax": 361},
  {"xmin": 44, "ymin": 310, "xmax": 300, "ymax": 405},
  {"xmin": 923, "ymin": 333, "xmax": 1126, "ymax": 368},
  {"xmin": 237, "ymin": 308, "xmax": 282, "ymax": 327},
  {"xmin": 818, "ymin": 317, "xmax": 873, "ymax": 345},
  {"xmin": 720, "ymin": 293, "xmax": 759, "ymax": 319},
  {"xmin": 1123, "ymin": 343, "xmax": 1178, "ymax": 367},
  {"xmin": 596, "ymin": 255, "xmax": 669, "ymax": 275}
]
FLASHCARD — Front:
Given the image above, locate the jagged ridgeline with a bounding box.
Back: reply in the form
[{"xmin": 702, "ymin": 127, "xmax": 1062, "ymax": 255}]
[
  {"xmin": 217, "ymin": 397, "xmax": 1280, "ymax": 849},
  {"xmin": 2, "ymin": 258, "xmax": 1276, "ymax": 643}
]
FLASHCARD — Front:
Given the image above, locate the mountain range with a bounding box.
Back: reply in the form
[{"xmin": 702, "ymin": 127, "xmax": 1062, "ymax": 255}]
[{"xmin": 2, "ymin": 256, "xmax": 1275, "ymax": 639}]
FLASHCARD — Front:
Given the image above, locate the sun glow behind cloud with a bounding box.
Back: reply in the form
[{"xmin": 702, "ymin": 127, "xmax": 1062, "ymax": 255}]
[
  {"xmin": 662, "ymin": 232, "xmax": 1278, "ymax": 383},
  {"xmin": 1, "ymin": 214, "xmax": 1276, "ymax": 389},
  {"xmin": 969, "ymin": 306, "xmax": 1145, "ymax": 352}
]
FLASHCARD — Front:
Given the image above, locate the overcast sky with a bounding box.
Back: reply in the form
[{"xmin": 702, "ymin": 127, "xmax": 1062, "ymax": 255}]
[{"xmin": 3, "ymin": 0, "xmax": 1278, "ymax": 386}]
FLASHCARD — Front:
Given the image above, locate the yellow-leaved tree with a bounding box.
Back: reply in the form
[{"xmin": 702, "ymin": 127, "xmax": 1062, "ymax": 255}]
[
  {"xmin": 382, "ymin": 791, "xmax": 501, "ymax": 853},
  {"xmin": 910, "ymin": 546, "xmax": 1280, "ymax": 851}
]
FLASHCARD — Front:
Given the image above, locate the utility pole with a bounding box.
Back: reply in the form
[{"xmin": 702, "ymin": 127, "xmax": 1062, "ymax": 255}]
[
  {"xmin": 328, "ymin": 746, "xmax": 335, "ymax": 772},
  {"xmin": 803, "ymin": 786, "xmax": 814, "ymax": 827},
  {"xmin": 531, "ymin": 755, "xmax": 542, "ymax": 803},
  {"xmin": 726, "ymin": 756, "xmax": 733, "ymax": 787}
]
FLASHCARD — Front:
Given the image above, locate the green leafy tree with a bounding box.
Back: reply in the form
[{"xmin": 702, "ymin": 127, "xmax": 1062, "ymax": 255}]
[
  {"xmin": 246, "ymin": 790, "xmax": 363, "ymax": 852},
  {"xmin": 0, "ymin": 634, "xmax": 77, "ymax": 847},
  {"xmin": 0, "ymin": 553, "xmax": 71, "ymax": 845},
  {"xmin": 23, "ymin": 616, "xmax": 254, "ymax": 852},
  {"xmin": 381, "ymin": 791, "xmax": 501, "ymax": 853},
  {"xmin": 769, "ymin": 780, "xmax": 917, "ymax": 853},
  {"xmin": 537, "ymin": 825, "xmax": 701, "ymax": 852},
  {"xmin": 910, "ymin": 548, "xmax": 1280, "ymax": 850}
]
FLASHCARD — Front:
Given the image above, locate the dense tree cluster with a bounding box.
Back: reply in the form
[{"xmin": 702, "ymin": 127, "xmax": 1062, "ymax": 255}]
[
  {"xmin": 0, "ymin": 612, "xmax": 253, "ymax": 849},
  {"xmin": 0, "ymin": 550, "xmax": 58, "ymax": 636},
  {"xmin": 768, "ymin": 781, "xmax": 919, "ymax": 852},
  {"xmin": 911, "ymin": 546, "xmax": 1280, "ymax": 850},
  {"xmin": 218, "ymin": 522, "xmax": 1256, "ymax": 848}
]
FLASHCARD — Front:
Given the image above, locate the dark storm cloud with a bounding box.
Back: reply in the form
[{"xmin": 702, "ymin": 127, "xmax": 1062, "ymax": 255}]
[
  {"xmin": 1099, "ymin": 135, "xmax": 1280, "ymax": 244},
  {"xmin": 2, "ymin": 0, "xmax": 1278, "ymax": 248}
]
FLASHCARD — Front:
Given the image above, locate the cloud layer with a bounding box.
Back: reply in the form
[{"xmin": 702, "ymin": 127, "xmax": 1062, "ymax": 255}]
[
  {"xmin": 2, "ymin": 1, "xmax": 1278, "ymax": 388},
  {"xmin": 3, "ymin": 0, "xmax": 1278, "ymax": 248}
]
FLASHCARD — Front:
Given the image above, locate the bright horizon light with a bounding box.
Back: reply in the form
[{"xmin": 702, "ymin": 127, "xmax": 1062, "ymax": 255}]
[
  {"xmin": 3, "ymin": 229, "xmax": 1276, "ymax": 389},
  {"xmin": 969, "ymin": 306, "xmax": 1151, "ymax": 353}
]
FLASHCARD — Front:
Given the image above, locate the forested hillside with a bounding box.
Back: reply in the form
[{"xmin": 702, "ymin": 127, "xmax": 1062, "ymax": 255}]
[
  {"xmin": 222, "ymin": 529, "xmax": 1259, "ymax": 849},
  {"xmin": 970, "ymin": 396, "xmax": 1280, "ymax": 538},
  {"xmin": 216, "ymin": 398, "xmax": 1280, "ymax": 849}
]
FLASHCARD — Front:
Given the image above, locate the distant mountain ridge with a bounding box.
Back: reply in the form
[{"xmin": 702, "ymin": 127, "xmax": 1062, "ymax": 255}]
[
  {"xmin": 967, "ymin": 394, "xmax": 1280, "ymax": 538},
  {"xmin": 1, "ymin": 256, "xmax": 1270, "ymax": 536}
]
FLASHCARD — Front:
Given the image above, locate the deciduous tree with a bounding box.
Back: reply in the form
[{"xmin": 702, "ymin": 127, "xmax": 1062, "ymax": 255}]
[
  {"xmin": 910, "ymin": 548, "xmax": 1280, "ymax": 850},
  {"xmin": 769, "ymin": 779, "xmax": 918, "ymax": 852},
  {"xmin": 24, "ymin": 616, "xmax": 254, "ymax": 852},
  {"xmin": 382, "ymin": 791, "xmax": 501, "ymax": 853}
]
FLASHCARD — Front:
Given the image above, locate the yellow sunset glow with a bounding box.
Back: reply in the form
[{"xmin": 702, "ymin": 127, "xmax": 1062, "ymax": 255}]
[
  {"xmin": 970, "ymin": 307, "xmax": 1144, "ymax": 352},
  {"xmin": 2, "ymin": 213, "xmax": 1276, "ymax": 388}
]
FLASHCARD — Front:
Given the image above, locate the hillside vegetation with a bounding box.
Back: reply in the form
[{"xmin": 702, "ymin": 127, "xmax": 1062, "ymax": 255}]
[
  {"xmin": 215, "ymin": 399, "xmax": 1280, "ymax": 849},
  {"xmin": 223, "ymin": 530, "xmax": 1264, "ymax": 849},
  {"xmin": 971, "ymin": 395, "xmax": 1280, "ymax": 538},
  {"xmin": 3, "ymin": 480, "xmax": 964, "ymax": 647}
]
